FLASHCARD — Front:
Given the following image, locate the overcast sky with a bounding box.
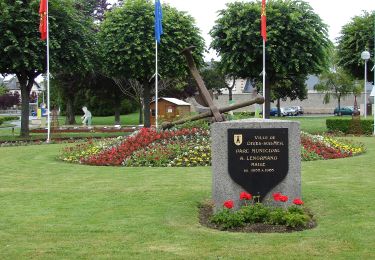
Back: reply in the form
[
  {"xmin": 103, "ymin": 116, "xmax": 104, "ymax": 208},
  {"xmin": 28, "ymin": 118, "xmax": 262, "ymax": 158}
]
[{"xmin": 162, "ymin": 0, "xmax": 375, "ymax": 60}]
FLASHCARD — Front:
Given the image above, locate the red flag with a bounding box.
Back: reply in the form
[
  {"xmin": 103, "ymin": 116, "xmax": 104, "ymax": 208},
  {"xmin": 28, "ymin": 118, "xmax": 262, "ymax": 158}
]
[
  {"xmin": 39, "ymin": 0, "xmax": 47, "ymax": 40},
  {"xmin": 261, "ymin": 0, "xmax": 267, "ymax": 41}
]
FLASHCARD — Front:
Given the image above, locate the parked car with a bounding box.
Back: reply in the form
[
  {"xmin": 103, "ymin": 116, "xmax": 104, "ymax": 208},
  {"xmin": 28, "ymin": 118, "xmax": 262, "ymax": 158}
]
[
  {"xmin": 291, "ymin": 106, "xmax": 304, "ymax": 115},
  {"xmin": 270, "ymin": 107, "xmax": 285, "ymax": 116},
  {"xmin": 334, "ymin": 106, "xmax": 354, "ymax": 115},
  {"xmin": 283, "ymin": 107, "xmax": 298, "ymax": 116}
]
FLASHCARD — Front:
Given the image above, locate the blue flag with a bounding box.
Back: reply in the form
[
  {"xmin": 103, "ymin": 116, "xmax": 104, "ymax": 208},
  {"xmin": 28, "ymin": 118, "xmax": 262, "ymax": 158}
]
[{"xmin": 155, "ymin": 0, "xmax": 163, "ymax": 43}]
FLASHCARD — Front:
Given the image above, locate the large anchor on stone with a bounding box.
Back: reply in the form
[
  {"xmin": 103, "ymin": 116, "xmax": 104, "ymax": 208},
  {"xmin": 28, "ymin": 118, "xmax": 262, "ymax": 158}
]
[
  {"xmin": 161, "ymin": 46, "xmax": 264, "ymax": 129},
  {"xmin": 182, "ymin": 46, "xmax": 225, "ymax": 122}
]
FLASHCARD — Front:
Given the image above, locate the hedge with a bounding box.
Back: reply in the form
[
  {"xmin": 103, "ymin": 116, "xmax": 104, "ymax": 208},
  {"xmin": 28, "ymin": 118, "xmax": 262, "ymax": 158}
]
[
  {"xmin": 0, "ymin": 116, "xmax": 18, "ymax": 126},
  {"xmin": 326, "ymin": 118, "xmax": 374, "ymax": 135}
]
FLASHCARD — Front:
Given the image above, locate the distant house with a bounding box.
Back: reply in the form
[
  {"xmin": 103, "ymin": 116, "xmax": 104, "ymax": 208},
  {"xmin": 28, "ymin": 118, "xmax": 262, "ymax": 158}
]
[
  {"xmin": 150, "ymin": 98, "xmax": 191, "ymax": 125},
  {"xmin": 1, "ymin": 75, "xmax": 42, "ymax": 97},
  {"xmin": 0, "ymin": 75, "xmax": 43, "ymax": 113}
]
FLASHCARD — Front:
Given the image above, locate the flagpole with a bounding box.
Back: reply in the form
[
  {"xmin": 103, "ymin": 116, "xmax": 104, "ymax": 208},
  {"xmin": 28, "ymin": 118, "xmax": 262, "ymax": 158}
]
[
  {"xmin": 46, "ymin": 0, "xmax": 51, "ymax": 142},
  {"xmin": 155, "ymin": 40, "xmax": 158, "ymax": 129},
  {"xmin": 262, "ymin": 39, "xmax": 266, "ymax": 119},
  {"xmin": 261, "ymin": 0, "xmax": 266, "ymax": 119}
]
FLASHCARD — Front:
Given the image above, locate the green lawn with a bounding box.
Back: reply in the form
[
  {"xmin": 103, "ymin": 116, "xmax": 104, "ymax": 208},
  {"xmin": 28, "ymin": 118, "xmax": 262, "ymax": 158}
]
[
  {"xmin": 66, "ymin": 112, "xmax": 140, "ymax": 126},
  {"xmin": 0, "ymin": 137, "xmax": 375, "ymax": 258},
  {"xmin": 0, "ymin": 112, "xmax": 140, "ymax": 141},
  {"xmin": 279, "ymin": 116, "xmax": 329, "ymax": 134}
]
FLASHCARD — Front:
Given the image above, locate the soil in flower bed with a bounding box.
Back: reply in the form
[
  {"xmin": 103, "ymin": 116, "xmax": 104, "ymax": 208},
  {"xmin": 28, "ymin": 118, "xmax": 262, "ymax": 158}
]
[{"xmin": 198, "ymin": 202, "xmax": 317, "ymax": 233}]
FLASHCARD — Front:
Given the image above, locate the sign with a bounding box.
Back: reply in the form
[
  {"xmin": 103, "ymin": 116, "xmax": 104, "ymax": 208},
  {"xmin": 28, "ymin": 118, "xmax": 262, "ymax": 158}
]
[{"xmin": 228, "ymin": 128, "xmax": 288, "ymax": 200}]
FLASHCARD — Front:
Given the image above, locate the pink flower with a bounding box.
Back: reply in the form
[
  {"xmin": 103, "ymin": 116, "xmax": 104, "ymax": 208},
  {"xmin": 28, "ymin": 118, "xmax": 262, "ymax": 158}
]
[
  {"xmin": 239, "ymin": 192, "xmax": 252, "ymax": 200},
  {"xmin": 223, "ymin": 200, "xmax": 234, "ymax": 209}
]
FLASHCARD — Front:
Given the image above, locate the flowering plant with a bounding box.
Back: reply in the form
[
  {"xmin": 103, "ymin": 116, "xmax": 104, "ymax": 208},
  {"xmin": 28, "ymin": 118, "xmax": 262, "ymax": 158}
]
[
  {"xmin": 210, "ymin": 192, "xmax": 310, "ymax": 230},
  {"xmin": 59, "ymin": 128, "xmax": 365, "ymax": 167},
  {"xmin": 223, "ymin": 200, "xmax": 234, "ymax": 209},
  {"xmin": 301, "ymin": 132, "xmax": 365, "ymax": 161}
]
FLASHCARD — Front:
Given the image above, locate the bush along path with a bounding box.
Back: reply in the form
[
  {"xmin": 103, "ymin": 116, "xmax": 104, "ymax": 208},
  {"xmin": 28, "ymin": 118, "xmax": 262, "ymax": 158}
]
[{"xmin": 59, "ymin": 128, "xmax": 365, "ymax": 167}]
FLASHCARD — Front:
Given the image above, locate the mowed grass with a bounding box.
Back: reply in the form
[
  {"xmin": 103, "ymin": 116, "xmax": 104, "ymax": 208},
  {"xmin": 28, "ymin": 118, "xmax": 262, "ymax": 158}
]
[
  {"xmin": 0, "ymin": 112, "xmax": 140, "ymax": 141},
  {"xmin": 276, "ymin": 116, "xmax": 330, "ymax": 134},
  {"xmin": 0, "ymin": 137, "xmax": 375, "ymax": 259},
  {"xmin": 67, "ymin": 112, "xmax": 140, "ymax": 126}
]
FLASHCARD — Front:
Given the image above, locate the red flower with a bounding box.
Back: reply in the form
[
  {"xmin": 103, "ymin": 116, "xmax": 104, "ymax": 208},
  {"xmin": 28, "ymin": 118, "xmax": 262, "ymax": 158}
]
[
  {"xmin": 273, "ymin": 192, "xmax": 282, "ymax": 201},
  {"xmin": 293, "ymin": 198, "xmax": 304, "ymax": 205},
  {"xmin": 240, "ymin": 192, "xmax": 252, "ymax": 200},
  {"xmin": 279, "ymin": 195, "xmax": 288, "ymax": 202},
  {"xmin": 223, "ymin": 200, "xmax": 234, "ymax": 209}
]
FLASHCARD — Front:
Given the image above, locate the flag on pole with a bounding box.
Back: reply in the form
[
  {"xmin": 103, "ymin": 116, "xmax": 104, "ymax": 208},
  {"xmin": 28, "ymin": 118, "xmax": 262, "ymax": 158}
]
[
  {"xmin": 155, "ymin": 0, "xmax": 163, "ymax": 43},
  {"xmin": 39, "ymin": 0, "xmax": 47, "ymax": 40},
  {"xmin": 261, "ymin": 0, "xmax": 267, "ymax": 41}
]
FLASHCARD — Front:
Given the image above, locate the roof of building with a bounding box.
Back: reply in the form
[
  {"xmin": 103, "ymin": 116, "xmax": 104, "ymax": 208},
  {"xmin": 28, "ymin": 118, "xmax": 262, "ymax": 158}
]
[{"xmin": 152, "ymin": 97, "xmax": 191, "ymax": 106}]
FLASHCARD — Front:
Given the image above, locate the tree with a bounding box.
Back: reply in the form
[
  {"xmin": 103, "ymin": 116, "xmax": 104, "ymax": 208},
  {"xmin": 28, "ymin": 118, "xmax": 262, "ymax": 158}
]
[
  {"xmin": 201, "ymin": 61, "xmax": 228, "ymax": 95},
  {"xmin": 115, "ymin": 77, "xmax": 177, "ymax": 124},
  {"xmin": 337, "ymin": 11, "xmax": 375, "ymax": 83},
  {"xmin": 98, "ymin": 0, "xmax": 204, "ymax": 127},
  {"xmin": 50, "ymin": 0, "xmax": 97, "ymax": 125},
  {"xmin": 314, "ymin": 68, "xmax": 354, "ymax": 115},
  {"xmin": 352, "ymin": 80, "xmax": 363, "ymax": 113},
  {"xmin": 210, "ymin": 0, "xmax": 331, "ymax": 117},
  {"xmin": 0, "ymin": 0, "xmax": 95, "ymax": 136},
  {"xmin": 272, "ymin": 76, "xmax": 307, "ymax": 116},
  {"xmin": 0, "ymin": 85, "xmax": 7, "ymax": 96},
  {"xmin": 0, "ymin": 0, "xmax": 45, "ymax": 136}
]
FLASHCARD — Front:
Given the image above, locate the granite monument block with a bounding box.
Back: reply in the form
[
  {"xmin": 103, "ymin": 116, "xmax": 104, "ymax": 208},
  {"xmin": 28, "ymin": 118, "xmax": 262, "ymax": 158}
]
[{"xmin": 212, "ymin": 119, "xmax": 301, "ymax": 211}]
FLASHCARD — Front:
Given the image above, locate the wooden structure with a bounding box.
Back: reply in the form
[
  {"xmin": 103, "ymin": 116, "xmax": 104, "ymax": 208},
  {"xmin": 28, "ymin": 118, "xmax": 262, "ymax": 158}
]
[{"xmin": 150, "ymin": 97, "xmax": 191, "ymax": 125}]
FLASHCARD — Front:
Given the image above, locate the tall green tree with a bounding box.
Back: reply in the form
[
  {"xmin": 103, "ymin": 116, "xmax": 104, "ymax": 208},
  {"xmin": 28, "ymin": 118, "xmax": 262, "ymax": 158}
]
[
  {"xmin": 0, "ymin": 0, "xmax": 95, "ymax": 136},
  {"xmin": 51, "ymin": 0, "xmax": 96, "ymax": 125},
  {"xmin": 0, "ymin": 0, "xmax": 45, "ymax": 137},
  {"xmin": 314, "ymin": 68, "xmax": 354, "ymax": 115},
  {"xmin": 272, "ymin": 76, "xmax": 307, "ymax": 116},
  {"xmin": 201, "ymin": 61, "xmax": 228, "ymax": 95},
  {"xmin": 210, "ymin": 0, "xmax": 332, "ymax": 117},
  {"xmin": 98, "ymin": 0, "xmax": 204, "ymax": 127},
  {"xmin": 337, "ymin": 11, "xmax": 375, "ymax": 83}
]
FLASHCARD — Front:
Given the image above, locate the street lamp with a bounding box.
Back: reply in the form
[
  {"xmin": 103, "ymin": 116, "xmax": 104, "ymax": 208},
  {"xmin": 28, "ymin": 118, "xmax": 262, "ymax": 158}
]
[{"xmin": 361, "ymin": 50, "xmax": 370, "ymax": 118}]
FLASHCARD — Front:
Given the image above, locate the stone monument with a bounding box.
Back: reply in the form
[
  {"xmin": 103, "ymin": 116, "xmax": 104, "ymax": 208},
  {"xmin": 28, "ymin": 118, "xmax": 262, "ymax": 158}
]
[
  {"xmin": 212, "ymin": 119, "xmax": 301, "ymax": 211},
  {"xmin": 170, "ymin": 46, "xmax": 301, "ymax": 213}
]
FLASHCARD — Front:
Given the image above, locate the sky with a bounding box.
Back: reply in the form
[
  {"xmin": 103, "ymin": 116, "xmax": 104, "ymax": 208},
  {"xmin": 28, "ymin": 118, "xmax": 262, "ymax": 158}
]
[{"xmin": 162, "ymin": 0, "xmax": 375, "ymax": 61}]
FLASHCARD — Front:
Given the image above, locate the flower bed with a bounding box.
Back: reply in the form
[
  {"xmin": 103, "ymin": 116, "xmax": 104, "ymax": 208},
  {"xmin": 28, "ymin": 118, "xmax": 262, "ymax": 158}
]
[
  {"xmin": 301, "ymin": 132, "xmax": 365, "ymax": 160},
  {"xmin": 59, "ymin": 128, "xmax": 365, "ymax": 166},
  {"xmin": 201, "ymin": 192, "xmax": 315, "ymax": 232}
]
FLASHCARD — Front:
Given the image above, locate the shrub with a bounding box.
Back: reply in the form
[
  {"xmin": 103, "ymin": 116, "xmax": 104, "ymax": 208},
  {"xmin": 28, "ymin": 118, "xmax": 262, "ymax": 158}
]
[
  {"xmin": 0, "ymin": 93, "xmax": 20, "ymax": 109},
  {"xmin": 0, "ymin": 116, "xmax": 18, "ymax": 125},
  {"xmin": 326, "ymin": 118, "xmax": 374, "ymax": 135},
  {"xmin": 233, "ymin": 111, "xmax": 256, "ymax": 119},
  {"xmin": 210, "ymin": 209, "xmax": 245, "ymax": 229},
  {"xmin": 267, "ymin": 208, "xmax": 287, "ymax": 225},
  {"xmin": 239, "ymin": 203, "xmax": 270, "ymax": 223},
  {"xmin": 284, "ymin": 212, "xmax": 309, "ymax": 228}
]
